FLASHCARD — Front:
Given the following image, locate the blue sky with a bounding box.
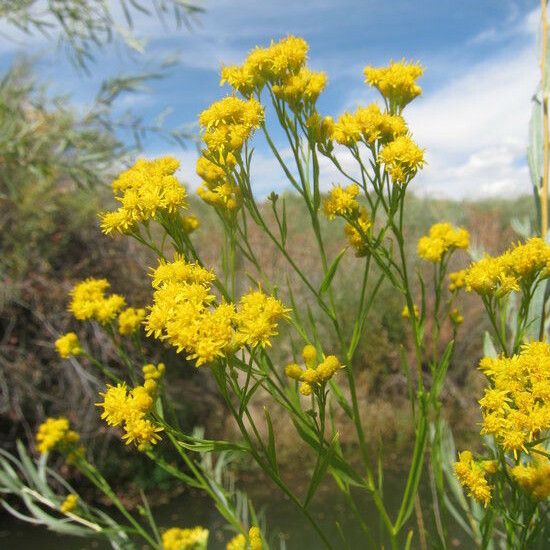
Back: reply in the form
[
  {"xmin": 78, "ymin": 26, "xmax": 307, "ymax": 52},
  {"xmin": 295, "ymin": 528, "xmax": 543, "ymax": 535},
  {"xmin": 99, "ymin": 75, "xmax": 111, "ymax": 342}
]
[{"xmin": 0, "ymin": 0, "xmax": 540, "ymax": 198}]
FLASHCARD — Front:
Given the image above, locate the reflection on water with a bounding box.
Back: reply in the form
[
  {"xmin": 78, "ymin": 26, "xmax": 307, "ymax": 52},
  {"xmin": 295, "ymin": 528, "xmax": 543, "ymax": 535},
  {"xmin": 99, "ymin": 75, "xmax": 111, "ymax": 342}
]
[{"xmin": 0, "ymin": 473, "xmax": 470, "ymax": 549}]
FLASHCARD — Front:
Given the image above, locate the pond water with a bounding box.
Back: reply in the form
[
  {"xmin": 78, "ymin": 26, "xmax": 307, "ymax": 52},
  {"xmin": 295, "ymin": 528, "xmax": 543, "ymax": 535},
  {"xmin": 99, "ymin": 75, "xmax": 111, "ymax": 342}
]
[{"xmin": 0, "ymin": 473, "xmax": 471, "ymax": 549}]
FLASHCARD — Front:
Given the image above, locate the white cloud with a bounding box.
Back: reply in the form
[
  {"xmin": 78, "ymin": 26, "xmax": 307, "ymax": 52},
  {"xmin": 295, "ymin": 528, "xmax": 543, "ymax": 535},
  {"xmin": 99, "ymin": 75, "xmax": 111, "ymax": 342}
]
[
  {"xmin": 405, "ymin": 39, "xmax": 538, "ymax": 198},
  {"xmin": 4, "ymin": 1, "xmax": 541, "ymax": 202},
  {"xmin": 468, "ymin": 4, "xmax": 538, "ymax": 45}
]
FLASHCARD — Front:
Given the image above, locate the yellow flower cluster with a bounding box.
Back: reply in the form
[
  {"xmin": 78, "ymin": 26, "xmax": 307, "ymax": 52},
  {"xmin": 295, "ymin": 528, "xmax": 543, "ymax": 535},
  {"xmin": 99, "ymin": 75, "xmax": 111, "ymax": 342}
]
[
  {"xmin": 448, "ymin": 269, "xmax": 467, "ymax": 292},
  {"xmin": 417, "ymin": 222, "xmax": 470, "ymax": 263},
  {"xmin": 36, "ymin": 417, "xmax": 81, "ymax": 456},
  {"xmin": 401, "ymin": 304, "xmax": 419, "ymax": 319},
  {"xmin": 196, "ymin": 96, "xmax": 263, "ymax": 210},
  {"xmin": 464, "ymin": 237, "xmax": 550, "ymax": 296},
  {"xmin": 510, "ymin": 453, "xmax": 550, "ymax": 500},
  {"xmin": 96, "ymin": 383, "xmax": 162, "ymax": 451},
  {"xmin": 285, "ymin": 344, "xmax": 342, "ymax": 396},
  {"xmin": 100, "ymin": 157, "xmax": 188, "ymax": 235},
  {"xmin": 449, "ymin": 308, "xmax": 464, "ymax": 325},
  {"xmin": 378, "ymin": 135, "xmax": 425, "ymax": 185},
  {"xmin": 364, "ymin": 60, "xmax": 423, "ymax": 110},
  {"xmin": 220, "ymin": 36, "xmax": 309, "ymax": 96},
  {"xmin": 322, "ymin": 184, "xmax": 372, "ymax": 256},
  {"xmin": 196, "ymin": 155, "xmax": 240, "ymax": 211},
  {"xmin": 226, "ymin": 527, "xmax": 262, "ymax": 550},
  {"xmin": 306, "ymin": 113, "xmax": 334, "ymax": 144},
  {"xmin": 118, "ymin": 307, "xmax": 146, "ymax": 336},
  {"xmin": 227, "ymin": 534, "xmax": 246, "ymax": 550},
  {"xmin": 60, "ymin": 494, "xmax": 78, "ymax": 514},
  {"xmin": 323, "ymin": 184, "xmax": 360, "ymax": 220},
  {"xmin": 162, "ymin": 526, "xmax": 209, "ymax": 550},
  {"xmin": 248, "ymin": 527, "xmax": 262, "ymax": 550},
  {"xmin": 143, "ymin": 362, "xmax": 165, "ymax": 393},
  {"xmin": 272, "ymin": 67, "xmax": 327, "ymax": 111},
  {"xmin": 344, "ymin": 208, "xmax": 372, "ymax": 257},
  {"xmin": 69, "ymin": 278, "xmax": 125, "ymax": 324},
  {"xmin": 55, "ymin": 332, "xmax": 82, "ymax": 358},
  {"xmin": 453, "ymin": 450, "xmax": 492, "ymax": 507},
  {"xmin": 146, "ymin": 256, "xmax": 289, "ymax": 366},
  {"xmin": 478, "ymin": 341, "xmax": 550, "ymax": 454},
  {"xmin": 199, "ymin": 96, "xmax": 264, "ymax": 155},
  {"xmin": 234, "ymin": 290, "xmax": 290, "ymax": 348},
  {"xmin": 181, "ymin": 214, "xmax": 200, "ymax": 233},
  {"xmin": 331, "ymin": 103, "xmax": 407, "ymax": 146}
]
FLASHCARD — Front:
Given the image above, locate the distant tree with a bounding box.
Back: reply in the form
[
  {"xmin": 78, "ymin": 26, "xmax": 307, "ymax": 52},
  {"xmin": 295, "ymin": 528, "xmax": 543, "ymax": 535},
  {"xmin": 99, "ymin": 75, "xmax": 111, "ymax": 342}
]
[{"xmin": 0, "ymin": 0, "xmax": 202, "ymax": 68}]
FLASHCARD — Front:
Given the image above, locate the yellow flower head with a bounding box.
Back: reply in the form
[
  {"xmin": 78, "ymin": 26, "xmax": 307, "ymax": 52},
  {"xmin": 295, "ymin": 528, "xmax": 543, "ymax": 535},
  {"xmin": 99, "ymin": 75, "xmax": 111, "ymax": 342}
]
[
  {"xmin": 272, "ymin": 68, "xmax": 327, "ymax": 111},
  {"xmin": 330, "ymin": 112, "xmax": 361, "ymax": 146},
  {"xmin": 181, "ymin": 215, "xmax": 200, "ymax": 233},
  {"xmin": 97, "ymin": 383, "xmax": 131, "ymax": 427},
  {"xmin": 69, "ymin": 278, "xmax": 125, "ymax": 324},
  {"xmin": 449, "ymin": 308, "xmax": 464, "ymax": 325},
  {"xmin": 118, "ymin": 307, "xmax": 146, "ymax": 336},
  {"xmin": 285, "ymin": 363, "xmax": 303, "ymax": 380},
  {"xmin": 220, "ymin": 65, "xmax": 256, "ymax": 97},
  {"xmin": 285, "ymin": 347, "xmax": 342, "ymax": 391},
  {"xmin": 453, "ymin": 450, "xmax": 492, "ymax": 507},
  {"xmin": 306, "ymin": 113, "xmax": 334, "ymax": 144},
  {"xmin": 464, "ymin": 237, "xmax": 550, "ymax": 296},
  {"xmin": 196, "ymin": 153, "xmax": 241, "ymax": 211},
  {"xmin": 344, "ymin": 208, "xmax": 372, "ymax": 257},
  {"xmin": 36, "ymin": 417, "xmax": 81, "ymax": 456},
  {"xmin": 196, "ymin": 155, "xmax": 227, "ymax": 185},
  {"xmin": 143, "ymin": 362, "xmax": 165, "ymax": 384},
  {"xmin": 100, "ymin": 157, "xmax": 187, "ymax": 235},
  {"xmin": 235, "ymin": 290, "xmax": 290, "ymax": 348},
  {"xmin": 150, "ymin": 256, "xmax": 216, "ymax": 289},
  {"xmin": 302, "ymin": 344, "xmax": 317, "ymax": 367},
  {"xmin": 323, "ymin": 184, "xmax": 360, "ymax": 220},
  {"xmin": 184, "ymin": 303, "xmax": 236, "ymax": 366},
  {"xmin": 97, "ymin": 383, "xmax": 162, "ymax": 450},
  {"xmin": 55, "ymin": 332, "xmax": 82, "ymax": 358},
  {"xmin": 226, "ymin": 533, "xmax": 246, "ymax": 550},
  {"xmin": 417, "ymin": 222, "xmax": 470, "ymax": 263},
  {"xmin": 60, "ymin": 494, "xmax": 78, "ymax": 514},
  {"xmin": 379, "ymin": 136, "xmax": 425, "ymax": 184},
  {"xmin": 197, "ymin": 180, "xmax": 241, "ymax": 211},
  {"xmin": 147, "ymin": 257, "xmax": 288, "ymax": 366},
  {"xmin": 402, "ymin": 304, "xmax": 419, "ymax": 320},
  {"xmin": 364, "ymin": 59, "xmax": 423, "ymax": 110},
  {"xmin": 249, "ymin": 527, "xmax": 263, "ymax": 550},
  {"xmin": 511, "ymin": 454, "xmax": 550, "ymax": 500},
  {"xmin": 477, "ymin": 342, "xmax": 550, "ymax": 454},
  {"xmin": 199, "ymin": 96, "xmax": 264, "ymax": 157},
  {"xmin": 122, "ymin": 416, "xmax": 163, "ymax": 450},
  {"xmin": 448, "ymin": 269, "xmax": 467, "ymax": 292},
  {"xmin": 221, "ymin": 36, "xmax": 308, "ymax": 95},
  {"xmin": 162, "ymin": 526, "xmax": 209, "ymax": 550},
  {"xmin": 331, "ymin": 103, "xmax": 407, "ymax": 146}
]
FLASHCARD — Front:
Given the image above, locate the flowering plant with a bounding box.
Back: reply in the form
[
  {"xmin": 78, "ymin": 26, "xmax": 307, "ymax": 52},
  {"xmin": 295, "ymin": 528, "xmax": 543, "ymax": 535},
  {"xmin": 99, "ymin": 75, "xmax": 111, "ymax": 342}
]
[{"xmin": 2, "ymin": 34, "xmax": 549, "ymax": 550}]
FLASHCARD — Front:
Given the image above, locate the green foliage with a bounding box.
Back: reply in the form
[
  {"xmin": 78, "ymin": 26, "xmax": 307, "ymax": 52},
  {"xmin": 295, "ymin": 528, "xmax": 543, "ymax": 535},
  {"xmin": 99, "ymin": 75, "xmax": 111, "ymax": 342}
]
[
  {"xmin": 0, "ymin": 0, "xmax": 203, "ymax": 68},
  {"xmin": 0, "ymin": 61, "xmax": 120, "ymax": 276}
]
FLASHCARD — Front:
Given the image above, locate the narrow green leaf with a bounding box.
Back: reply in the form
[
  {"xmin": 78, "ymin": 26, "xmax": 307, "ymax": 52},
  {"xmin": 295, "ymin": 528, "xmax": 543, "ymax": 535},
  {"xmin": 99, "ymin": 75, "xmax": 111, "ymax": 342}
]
[
  {"xmin": 175, "ymin": 437, "xmax": 249, "ymax": 454},
  {"xmin": 303, "ymin": 434, "xmax": 338, "ymax": 507},
  {"xmin": 264, "ymin": 408, "xmax": 278, "ymax": 475},
  {"xmin": 319, "ymin": 249, "xmax": 346, "ymax": 295}
]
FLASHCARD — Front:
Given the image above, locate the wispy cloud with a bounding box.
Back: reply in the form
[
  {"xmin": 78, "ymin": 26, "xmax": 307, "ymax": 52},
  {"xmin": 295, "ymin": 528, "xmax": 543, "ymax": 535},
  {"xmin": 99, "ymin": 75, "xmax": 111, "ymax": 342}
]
[
  {"xmin": 407, "ymin": 37, "xmax": 538, "ymax": 198},
  {"xmin": 0, "ymin": 0, "xmax": 540, "ymax": 201},
  {"xmin": 468, "ymin": 3, "xmax": 538, "ymax": 46}
]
